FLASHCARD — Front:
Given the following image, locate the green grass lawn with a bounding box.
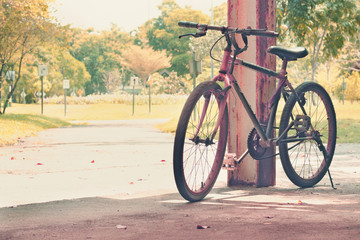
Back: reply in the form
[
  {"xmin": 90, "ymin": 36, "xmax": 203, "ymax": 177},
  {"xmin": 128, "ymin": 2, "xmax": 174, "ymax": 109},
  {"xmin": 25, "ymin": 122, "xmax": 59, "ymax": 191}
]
[
  {"xmin": 6, "ymin": 102, "xmax": 185, "ymax": 121},
  {"xmin": 2, "ymin": 99, "xmax": 360, "ymax": 144},
  {"xmin": 0, "ymin": 114, "xmax": 70, "ymax": 146},
  {"xmin": 1, "ymin": 102, "xmax": 185, "ymax": 146},
  {"xmin": 157, "ymin": 99, "xmax": 360, "ymax": 144},
  {"xmin": 333, "ymin": 100, "xmax": 360, "ymax": 143}
]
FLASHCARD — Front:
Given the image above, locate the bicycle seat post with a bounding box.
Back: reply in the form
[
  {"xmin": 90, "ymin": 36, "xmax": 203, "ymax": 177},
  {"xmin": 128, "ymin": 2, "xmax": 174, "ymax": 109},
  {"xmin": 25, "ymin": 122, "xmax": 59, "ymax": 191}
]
[{"xmin": 280, "ymin": 59, "xmax": 288, "ymax": 78}]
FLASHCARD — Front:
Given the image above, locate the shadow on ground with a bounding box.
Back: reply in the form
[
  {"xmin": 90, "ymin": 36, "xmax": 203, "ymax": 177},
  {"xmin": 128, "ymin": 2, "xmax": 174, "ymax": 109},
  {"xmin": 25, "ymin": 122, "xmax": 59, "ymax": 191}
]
[{"xmin": 1, "ymin": 185, "xmax": 359, "ymax": 240}]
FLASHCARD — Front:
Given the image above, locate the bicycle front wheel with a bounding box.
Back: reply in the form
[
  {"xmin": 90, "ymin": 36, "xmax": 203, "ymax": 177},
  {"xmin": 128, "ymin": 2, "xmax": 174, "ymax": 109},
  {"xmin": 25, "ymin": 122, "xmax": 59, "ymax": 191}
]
[
  {"xmin": 279, "ymin": 82, "xmax": 337, "ymax": 188},
  {"xmin": 173, "ymin": 81, "xmax": 228, "ymax": 202}
]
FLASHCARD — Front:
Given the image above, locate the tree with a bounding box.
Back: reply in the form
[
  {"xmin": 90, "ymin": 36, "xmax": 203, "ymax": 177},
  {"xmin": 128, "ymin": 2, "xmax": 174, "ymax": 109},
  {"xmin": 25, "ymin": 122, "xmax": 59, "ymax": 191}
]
[
  {"xmin": 336, "ymin": 31, "xmax": 360, "ymax": 73},
  {"xmin": 343, "ymin": 71, "xmax": 360, "ymax": 103},
  {"xmin": 69, "ymin": 25, "xmax": 132, "ymax": 95},
  {"xmin": 0, "ymin": 0, "xmax": 58, "ymax": 113},
  {"xmin": 189, "ymin": 2, "xmax": 228, "ymax": 82},
  {"xmin": 120, "ymin": 44, "xmax": 171, "ymax": 86},
  {"xmin": 277, "ymin": 0, "xmax": 360, "ymax": 82},
  {"xmin": 151, "ymin": 71, "xmax": 185, "ymax": 94},
  {"xmin": 143, "ymin": 0, "xmax": 209, "ymax": 76},
  {"xmin": 102, "ymin": 70, "xmax": 123, "ymax": 93}
]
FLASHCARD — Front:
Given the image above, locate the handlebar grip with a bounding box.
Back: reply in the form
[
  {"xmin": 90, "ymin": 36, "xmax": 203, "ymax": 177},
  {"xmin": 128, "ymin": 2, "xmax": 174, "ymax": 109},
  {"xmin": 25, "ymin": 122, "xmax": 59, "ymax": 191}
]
[
  {"xmin": 257, "ymin": 31, "xmax": 279, "ymax": 38},
  {"xmin": 243, "ymin": 29, "xmax": 279, "ymax": 38},
  {"xmin": 178, "ymin": 21, "xmax": 199, "ymax": 29}
]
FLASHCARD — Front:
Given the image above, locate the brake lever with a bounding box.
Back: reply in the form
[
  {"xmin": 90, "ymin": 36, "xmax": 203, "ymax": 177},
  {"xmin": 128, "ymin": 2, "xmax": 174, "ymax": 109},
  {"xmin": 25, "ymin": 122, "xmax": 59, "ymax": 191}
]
[
  {"xmin": 179, "ymin": 33, "xmax": 196, "ymax": 39},
  {"xmin": 179, "ymin": 30, "xmax": 206, "ymax": 39}
]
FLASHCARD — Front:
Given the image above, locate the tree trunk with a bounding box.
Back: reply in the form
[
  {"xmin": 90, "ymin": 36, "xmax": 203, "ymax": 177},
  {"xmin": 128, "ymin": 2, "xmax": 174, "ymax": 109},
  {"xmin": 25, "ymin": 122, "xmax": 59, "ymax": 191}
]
[{"xmin": 3, "ymin": 55, "xmax": 24, "ymax": 114}]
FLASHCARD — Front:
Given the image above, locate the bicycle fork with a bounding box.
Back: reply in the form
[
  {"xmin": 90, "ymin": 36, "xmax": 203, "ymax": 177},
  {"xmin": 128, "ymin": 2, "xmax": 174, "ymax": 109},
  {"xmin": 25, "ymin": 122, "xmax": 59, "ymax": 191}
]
[{"xmin": 192, "ymin": 86, "xmax": 230, "ymax": 145}]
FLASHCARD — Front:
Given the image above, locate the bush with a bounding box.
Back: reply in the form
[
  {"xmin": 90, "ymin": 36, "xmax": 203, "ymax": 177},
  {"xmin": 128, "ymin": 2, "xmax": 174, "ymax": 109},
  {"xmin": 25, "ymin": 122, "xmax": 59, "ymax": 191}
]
[{"xmin": 43, "ymin": 93, "xmax": 188, "ymax": 105}]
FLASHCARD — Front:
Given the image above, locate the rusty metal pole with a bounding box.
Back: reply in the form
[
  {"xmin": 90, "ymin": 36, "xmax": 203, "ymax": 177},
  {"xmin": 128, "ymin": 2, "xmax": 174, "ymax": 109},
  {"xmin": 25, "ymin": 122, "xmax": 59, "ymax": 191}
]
[{"xmin": 227, "ymin": 0, "xmax": 276, "ymax": 187}]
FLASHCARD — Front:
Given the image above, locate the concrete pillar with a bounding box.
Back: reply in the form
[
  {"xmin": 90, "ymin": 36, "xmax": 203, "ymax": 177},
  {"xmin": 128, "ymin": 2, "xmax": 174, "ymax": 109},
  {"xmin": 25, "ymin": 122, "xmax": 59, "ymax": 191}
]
[{"xmin": 227, "ymin": 0, "xmax": 276, "ymax": 187}]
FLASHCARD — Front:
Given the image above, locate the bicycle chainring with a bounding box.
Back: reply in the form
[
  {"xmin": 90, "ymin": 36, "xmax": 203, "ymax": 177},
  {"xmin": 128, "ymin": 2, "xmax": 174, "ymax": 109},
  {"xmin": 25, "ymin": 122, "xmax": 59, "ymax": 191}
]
[{"xmin": 247, "ymin": 128, "xmax": 268, "ymax": 160}]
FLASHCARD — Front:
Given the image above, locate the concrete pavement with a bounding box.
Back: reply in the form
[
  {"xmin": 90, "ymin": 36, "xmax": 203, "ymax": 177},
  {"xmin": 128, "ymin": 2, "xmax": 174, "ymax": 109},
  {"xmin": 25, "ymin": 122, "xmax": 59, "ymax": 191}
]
[{"xmin": 0, "ymin": 120, "xmax": 359, "ymax": 239}]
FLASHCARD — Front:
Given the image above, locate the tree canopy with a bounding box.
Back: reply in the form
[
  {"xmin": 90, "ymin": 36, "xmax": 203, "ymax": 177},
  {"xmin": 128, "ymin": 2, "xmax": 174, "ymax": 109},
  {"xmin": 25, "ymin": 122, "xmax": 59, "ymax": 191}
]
[
  {"xmin": 1, "ymin": 0, "xmax": 360, "ymax": 108},
  {"xmin": 277, "ymin": 0, "xmax": 360, "ymax": 81},
  {"xmin": 143, "ymin": 0, "xmax": 210, "ymax": 75},
  {"xmin": 120, "ymin": 45, "xmax": 171, "ymax": 85}
]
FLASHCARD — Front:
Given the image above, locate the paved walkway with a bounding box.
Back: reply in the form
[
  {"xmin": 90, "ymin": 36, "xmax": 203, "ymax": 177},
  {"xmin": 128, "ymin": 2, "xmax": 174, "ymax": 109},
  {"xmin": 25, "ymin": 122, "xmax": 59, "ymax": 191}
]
[
  {"xmin": 0, "ymin": 120, "xmax": 359, "ymax": 239},
  {"xmin": 0, "ymin": 119, "xmax": 177, "ymax": 207}
]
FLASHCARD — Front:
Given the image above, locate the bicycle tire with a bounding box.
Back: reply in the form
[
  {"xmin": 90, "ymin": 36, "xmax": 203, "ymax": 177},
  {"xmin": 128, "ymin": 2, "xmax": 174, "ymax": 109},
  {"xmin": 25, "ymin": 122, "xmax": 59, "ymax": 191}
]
[
  {"xmin": 173, "ymin": 81, "xmax": 228, "ymax": 202},
  {"xmin": 279, "ymin": 82, "xmax": 337, "ymax": 188}
]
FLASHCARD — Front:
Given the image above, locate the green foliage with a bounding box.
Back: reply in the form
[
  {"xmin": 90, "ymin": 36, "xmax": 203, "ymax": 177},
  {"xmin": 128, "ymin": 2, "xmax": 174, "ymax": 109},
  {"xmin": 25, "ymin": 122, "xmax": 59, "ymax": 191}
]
[
  {"xmin": 43, "ymin": 92, "xmax": 187, "ymax": 106},
  {"xmin": 151, "ymin": 71, "xmax": 186, "ymax": 94},
  {"xmin": 0, "ymin": 0, "xmax": 59, "ymax": 113},
  {"xmin": 0, "ymin": 113, "xmax": 70, "ymax": 145},
  {"xmin": 3, "ymin": 0, "xmax": 360, "ymax": 110},
  {"xmin": 144, "ymin": 0, "xmax": 210, "ymax": 76},
  {"xmin": 343, "ymin": 71, "xmax": 360, "ymax": 102},
  {"xmin": 277, "ymin": 0, "xmax": 360, "ymax": 82},
  {"xmin": 69, "ymin": 27, "xmax": 132, "ymax": 95}
]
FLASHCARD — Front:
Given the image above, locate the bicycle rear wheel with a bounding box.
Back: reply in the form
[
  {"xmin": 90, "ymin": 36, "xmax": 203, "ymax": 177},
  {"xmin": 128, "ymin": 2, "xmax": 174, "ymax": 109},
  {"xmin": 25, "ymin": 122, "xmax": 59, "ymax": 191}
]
[
  {"xmin": 173, "ymin": 81, "xmax": 228, "ymax": 202},
  {"xmin": 279, "ymin": 82, "xmax": 336, "ymax": 188}
]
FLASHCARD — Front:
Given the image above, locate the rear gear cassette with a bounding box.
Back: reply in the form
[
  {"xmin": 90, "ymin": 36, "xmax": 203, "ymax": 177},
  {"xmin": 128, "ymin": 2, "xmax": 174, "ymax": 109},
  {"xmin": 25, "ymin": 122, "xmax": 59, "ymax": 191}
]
[{"xmin": 247, "ymin": 128, "xmax": 268, "ymax": 160}]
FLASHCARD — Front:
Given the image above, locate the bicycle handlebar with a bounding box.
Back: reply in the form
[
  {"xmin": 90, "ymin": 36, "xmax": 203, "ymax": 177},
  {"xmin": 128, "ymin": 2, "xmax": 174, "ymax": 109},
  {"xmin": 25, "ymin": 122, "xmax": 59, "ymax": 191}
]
[
  {"xmin": 178, "ymin": 21, "xmax": 279, "ymax": 38},
  {"xmin": 178, "ymin": 21, "xmax": 199, "ymax": 29}
]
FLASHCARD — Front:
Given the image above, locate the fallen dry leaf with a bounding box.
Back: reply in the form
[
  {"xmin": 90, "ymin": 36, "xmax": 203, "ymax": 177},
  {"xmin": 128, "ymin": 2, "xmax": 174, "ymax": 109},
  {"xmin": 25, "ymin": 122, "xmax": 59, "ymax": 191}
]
[
  {"xmin": 197, "ymin": 225, "xmax": 211, "ymax": 229},
  {"xmin": 116, "ymin": 225, "xmax": 127, "ymax": 230}
]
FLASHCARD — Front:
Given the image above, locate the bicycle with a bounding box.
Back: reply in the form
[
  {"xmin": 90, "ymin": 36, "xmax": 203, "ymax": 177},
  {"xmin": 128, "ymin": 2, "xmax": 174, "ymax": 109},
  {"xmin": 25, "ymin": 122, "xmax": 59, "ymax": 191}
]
[{"xmin": 173, "ymin": 21, "xmax": 337, "ymax": 202}]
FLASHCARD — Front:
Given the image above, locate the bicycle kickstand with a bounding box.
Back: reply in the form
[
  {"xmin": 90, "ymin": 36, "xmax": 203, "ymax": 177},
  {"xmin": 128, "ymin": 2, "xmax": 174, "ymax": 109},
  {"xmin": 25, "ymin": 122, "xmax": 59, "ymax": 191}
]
[
  {"xmin": 316, "ymin": 138, "xmax": 337, "ymax": 190},
  {"xmin": 328, "ymin": 170, "xmax": 336, "ymax": 190},
  {"xmin": 326, "ymin": 159, "xmax": 337, "ymax": 190}
]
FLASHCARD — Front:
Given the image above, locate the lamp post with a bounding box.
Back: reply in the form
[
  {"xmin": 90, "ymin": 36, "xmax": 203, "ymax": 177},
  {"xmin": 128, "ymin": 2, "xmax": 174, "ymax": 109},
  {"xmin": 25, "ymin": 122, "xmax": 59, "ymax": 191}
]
[
  {"xmin": 130, "ymin": 76, "xmax": 138, "ymax": 116},
  {"xmin": 147, "ymin": 74, "xmax": 152, "ymax": 114},
  {"xmin": 38, "ymin": 65, "xmax": 48, "ymax": 114},
  {"xmin": 63, "ymin": 78, "xmax": 70, "ymax": 117}
]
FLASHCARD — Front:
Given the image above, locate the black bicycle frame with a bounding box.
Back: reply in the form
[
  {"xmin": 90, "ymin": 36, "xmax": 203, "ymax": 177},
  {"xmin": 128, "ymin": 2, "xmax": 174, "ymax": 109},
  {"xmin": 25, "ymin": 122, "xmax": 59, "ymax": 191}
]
[{"xmin": 222, "ymin": 46, "xmax": 293, "ymax": 147}]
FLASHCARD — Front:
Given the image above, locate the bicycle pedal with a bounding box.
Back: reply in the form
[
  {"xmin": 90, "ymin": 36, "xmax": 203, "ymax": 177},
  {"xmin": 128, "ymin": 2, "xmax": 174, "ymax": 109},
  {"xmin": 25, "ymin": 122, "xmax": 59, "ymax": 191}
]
[
  {"xmin": 294, "ymin": 115, "xmax": 311, "ymax": 132},
  {"xmin": 222, "ymin": 153, "xmax": 237, "ymax": 171}
]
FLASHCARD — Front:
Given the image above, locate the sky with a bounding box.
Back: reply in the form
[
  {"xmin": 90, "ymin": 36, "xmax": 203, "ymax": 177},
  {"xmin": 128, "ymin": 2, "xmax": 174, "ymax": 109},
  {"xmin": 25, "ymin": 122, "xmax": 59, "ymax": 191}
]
[{"xmin": 52, "ymin": 0, "xmax": 227, "ymax": 32}]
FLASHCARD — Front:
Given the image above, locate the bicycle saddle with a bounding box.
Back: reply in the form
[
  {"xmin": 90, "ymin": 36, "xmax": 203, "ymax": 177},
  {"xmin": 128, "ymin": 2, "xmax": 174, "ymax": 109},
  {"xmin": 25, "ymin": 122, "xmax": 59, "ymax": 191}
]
[{"xmin": 267, "ymin": 46, "xmax": 308, "ymax": 61}]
